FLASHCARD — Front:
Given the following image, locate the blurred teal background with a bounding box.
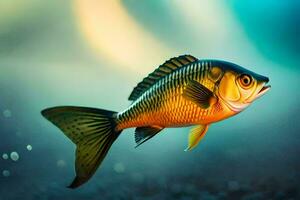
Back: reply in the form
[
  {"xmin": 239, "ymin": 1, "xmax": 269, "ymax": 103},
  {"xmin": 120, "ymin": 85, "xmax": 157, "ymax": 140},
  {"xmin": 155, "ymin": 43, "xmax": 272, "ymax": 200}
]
[{"xmin": 0, "ymin": 0, "xmax": 299, "ymax": 199}]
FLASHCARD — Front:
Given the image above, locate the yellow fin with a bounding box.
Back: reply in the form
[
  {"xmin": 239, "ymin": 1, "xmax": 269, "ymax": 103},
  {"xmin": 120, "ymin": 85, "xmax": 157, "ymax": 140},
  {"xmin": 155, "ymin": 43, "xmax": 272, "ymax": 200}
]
[{"xmin": 185, "ymin": 124, "xmax": 209, "ymax": 151}]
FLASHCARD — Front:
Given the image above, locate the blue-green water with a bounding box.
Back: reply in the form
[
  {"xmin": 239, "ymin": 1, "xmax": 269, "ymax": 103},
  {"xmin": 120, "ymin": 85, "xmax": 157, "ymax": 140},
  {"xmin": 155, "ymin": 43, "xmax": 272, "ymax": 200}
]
[{"xmin": 0, "ymin": 1, "xmax": 299, "ymax": 199}]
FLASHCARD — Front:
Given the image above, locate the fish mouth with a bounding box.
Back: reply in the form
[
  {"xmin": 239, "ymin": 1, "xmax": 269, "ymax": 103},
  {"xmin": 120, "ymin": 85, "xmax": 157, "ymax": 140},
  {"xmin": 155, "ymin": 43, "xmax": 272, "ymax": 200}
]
[{"xmin": 256, "ymin": 84, "xmax": 271, "ymax": 99}]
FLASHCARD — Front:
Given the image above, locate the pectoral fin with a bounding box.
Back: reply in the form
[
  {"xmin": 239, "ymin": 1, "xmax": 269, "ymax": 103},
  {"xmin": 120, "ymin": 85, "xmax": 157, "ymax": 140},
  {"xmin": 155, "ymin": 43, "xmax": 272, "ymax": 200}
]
[
  {"xmin": 185, "ymin": 124, "xmax": 209, "ymax": 151},
  {"xmin": 183, "ymin": 80, "xmax": 217, "ymax": 109}
]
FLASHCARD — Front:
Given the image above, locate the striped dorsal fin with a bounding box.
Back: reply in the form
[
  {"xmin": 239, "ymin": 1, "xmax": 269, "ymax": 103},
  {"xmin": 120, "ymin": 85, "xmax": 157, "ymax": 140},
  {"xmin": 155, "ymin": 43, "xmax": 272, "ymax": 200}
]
[{"xmin": 128, "ymin": 55, "xmax": 198, "ymax": 101}]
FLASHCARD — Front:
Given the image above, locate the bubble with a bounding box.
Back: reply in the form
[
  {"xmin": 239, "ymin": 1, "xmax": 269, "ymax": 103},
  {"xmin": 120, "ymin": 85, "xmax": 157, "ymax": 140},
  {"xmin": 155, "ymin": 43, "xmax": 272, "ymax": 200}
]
[
  {"xmin": 10, "ymin": 152, "xmax": 19, "ymax": 161},
  {"xmin": 57, "ymin": 160, "xmax": 66, "ymax": 168},
  {"xmin": 2, "ymin": 170, "xmax": 10, "ymax": 177},
  {"xmin": 113, "ymin": 162, "xmax": 125, "ymax": 173},
  {"xmin": 3, "ymin": 109, "xmax": 12, "ymax": 118},
  {"xmin": 2, "ymin": 153, "xmax": 8, "ymax": 160},
  {"xmin": 26, "ymin": 145, "xmax": 32, "ymax": 151}
]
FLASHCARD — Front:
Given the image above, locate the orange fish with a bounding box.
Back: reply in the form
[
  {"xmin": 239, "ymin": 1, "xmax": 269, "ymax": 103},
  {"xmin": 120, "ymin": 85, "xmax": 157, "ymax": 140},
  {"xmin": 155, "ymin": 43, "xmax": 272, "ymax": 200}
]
[{"xmin": 42, "ymin": 55, "xmax": 270, "ymax": 188}]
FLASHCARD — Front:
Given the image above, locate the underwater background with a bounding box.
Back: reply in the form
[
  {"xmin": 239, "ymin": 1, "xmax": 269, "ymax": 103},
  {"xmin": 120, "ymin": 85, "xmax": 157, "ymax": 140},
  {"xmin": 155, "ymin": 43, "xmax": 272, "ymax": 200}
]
[{"xmin": 0, "ymin": 0, "xmax": 299, "ymax": 199}]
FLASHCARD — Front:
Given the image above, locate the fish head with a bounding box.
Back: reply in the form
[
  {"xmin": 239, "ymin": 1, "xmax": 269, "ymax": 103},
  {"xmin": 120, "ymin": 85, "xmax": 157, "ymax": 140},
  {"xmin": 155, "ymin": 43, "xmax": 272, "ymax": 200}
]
[{"xmin": 213, "ymin": 61, "xmax": 271, "ymax": 112}]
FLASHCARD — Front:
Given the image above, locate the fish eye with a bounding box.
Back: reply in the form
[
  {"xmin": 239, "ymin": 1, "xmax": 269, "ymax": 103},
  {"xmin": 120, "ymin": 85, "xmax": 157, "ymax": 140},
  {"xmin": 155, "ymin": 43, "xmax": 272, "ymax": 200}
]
[{"xmin": 238, "ymin": 74, "xmax": 252, "ymax": 88}]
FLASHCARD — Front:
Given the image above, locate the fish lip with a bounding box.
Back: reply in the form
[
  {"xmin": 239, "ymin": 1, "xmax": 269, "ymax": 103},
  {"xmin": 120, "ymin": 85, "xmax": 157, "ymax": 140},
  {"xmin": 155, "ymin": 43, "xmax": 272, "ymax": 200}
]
[
  {"xmin": 259, "ymin": 85, "xmax": 271, "ymax": 93},
  {"xmin": 256, "ymin": 84, "xmax": 271, "ymax": 99}
]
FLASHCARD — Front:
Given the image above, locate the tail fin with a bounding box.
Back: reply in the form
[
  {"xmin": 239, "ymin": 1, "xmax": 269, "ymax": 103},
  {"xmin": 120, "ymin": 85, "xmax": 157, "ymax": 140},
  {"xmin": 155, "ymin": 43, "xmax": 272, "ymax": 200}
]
[{"xmin": 41, "ymin": 106, "xmax": 122, "ymax": 188}]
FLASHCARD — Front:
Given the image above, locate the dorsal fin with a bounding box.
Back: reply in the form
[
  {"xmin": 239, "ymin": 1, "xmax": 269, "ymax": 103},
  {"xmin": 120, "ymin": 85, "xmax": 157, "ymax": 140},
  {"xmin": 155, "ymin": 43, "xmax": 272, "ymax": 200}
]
[{"xmin": 128, "ymin": 55, "xmax": 198, "ymax": 101}]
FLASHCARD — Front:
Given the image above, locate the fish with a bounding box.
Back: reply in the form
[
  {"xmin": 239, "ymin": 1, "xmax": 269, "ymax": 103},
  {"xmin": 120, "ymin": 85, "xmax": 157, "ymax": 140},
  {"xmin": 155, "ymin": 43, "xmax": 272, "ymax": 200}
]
[{"xmin": 41, "ymin": 55, "xmax": 271, "ymax": 188}]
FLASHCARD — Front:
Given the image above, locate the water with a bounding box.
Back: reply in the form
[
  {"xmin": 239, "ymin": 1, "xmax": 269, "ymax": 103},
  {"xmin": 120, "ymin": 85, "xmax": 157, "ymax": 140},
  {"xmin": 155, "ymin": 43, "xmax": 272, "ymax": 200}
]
[{"xmin": 0, "ymin": 1, "xmax": 299, "ymax": 199}]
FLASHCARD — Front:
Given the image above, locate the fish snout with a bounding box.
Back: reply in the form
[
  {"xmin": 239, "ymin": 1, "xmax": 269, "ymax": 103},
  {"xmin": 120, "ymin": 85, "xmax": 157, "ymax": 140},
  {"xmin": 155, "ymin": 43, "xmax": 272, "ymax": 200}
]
[
  {"xmin": 257, "ymin": 74, "xmax": 269, "ymax": 84},
  {"xmin": 256, "ymin": 76, "xmax": 271, "ymax": 99},
  {"xmin": 262, "ymin": 76, "xmax": 269, "ymax": 84}
]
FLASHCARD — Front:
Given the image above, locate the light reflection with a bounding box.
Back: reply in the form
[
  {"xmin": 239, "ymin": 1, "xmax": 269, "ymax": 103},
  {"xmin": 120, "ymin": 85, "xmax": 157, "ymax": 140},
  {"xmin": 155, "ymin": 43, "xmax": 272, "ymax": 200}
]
[{"xmin": 74, "ymin": 0, "xmax": 172, "ymax": 72}]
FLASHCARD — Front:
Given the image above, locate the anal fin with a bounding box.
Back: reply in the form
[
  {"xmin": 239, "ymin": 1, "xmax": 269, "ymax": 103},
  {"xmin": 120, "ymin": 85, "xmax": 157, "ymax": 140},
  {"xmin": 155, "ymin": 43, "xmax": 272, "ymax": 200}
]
[
  {"xmin": 185, "ymin": 124, "xmax": 209, "ymax": 151},
  {"xmin": 135, "ymin": 126, "xmax": 164, "ymax": 147}
]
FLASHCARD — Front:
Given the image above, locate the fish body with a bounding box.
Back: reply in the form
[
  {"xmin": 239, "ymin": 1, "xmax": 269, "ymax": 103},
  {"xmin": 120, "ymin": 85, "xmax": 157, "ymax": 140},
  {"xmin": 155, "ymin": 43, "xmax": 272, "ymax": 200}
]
[
  {"xmin": 117, "ymin": 57, "xmax": 269, "ymax": 129},
  {"xmin": 42, "ymin": 55, "xmax": 270, "ymax": 188},
  {"xmin": 117, "ymin": 60, "xmax": 229, "ymax": 129}
]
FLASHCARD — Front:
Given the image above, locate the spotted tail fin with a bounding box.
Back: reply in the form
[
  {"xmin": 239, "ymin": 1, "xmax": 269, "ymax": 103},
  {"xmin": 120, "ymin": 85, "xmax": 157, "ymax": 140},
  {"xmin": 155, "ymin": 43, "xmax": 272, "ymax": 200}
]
[{"xmin": 41, "ymin": 106, "xmax": 122, "ymax": 188}]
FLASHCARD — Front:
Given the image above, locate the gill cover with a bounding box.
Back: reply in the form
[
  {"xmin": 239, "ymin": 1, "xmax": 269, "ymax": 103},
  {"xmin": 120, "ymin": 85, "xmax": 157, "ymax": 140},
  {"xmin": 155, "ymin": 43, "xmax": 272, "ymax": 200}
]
[{"xmin": 219, "ymin": 71, "xmax": 240, "ymax": 102}]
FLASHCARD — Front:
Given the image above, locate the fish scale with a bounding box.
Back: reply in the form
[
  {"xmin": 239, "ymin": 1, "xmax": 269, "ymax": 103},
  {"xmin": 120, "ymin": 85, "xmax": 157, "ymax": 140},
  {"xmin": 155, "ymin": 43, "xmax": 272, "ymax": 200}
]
[{"xmin": 117, "ymin": 60, "xmax": 215, "ymax": 129}]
